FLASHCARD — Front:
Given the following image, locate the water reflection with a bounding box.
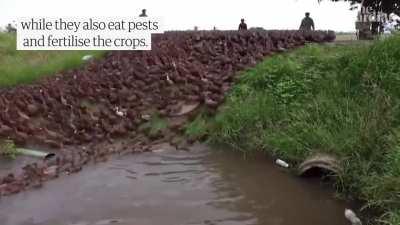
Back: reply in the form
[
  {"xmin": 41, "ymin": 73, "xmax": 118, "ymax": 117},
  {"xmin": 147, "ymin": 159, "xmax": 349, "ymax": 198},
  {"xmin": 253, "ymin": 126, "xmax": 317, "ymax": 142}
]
[
  {"xmin": 0, "ymin": 143, "xmax": 349, "ymax": 225},
  {"xmin": 202, "ymin": 145, "xmax": 349, "ymax": 225}
]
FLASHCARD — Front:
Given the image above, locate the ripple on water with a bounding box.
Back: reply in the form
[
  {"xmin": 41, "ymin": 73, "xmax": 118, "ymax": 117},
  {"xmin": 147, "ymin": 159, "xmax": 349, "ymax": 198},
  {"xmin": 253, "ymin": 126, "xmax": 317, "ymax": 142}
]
[{"xmin": 0, "ymin": 143, "xmax": 353, "ymax": 225}]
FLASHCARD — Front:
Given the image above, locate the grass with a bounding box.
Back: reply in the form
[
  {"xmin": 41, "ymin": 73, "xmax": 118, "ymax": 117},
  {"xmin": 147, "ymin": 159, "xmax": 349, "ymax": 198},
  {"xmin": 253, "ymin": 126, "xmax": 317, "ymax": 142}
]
[
  {"xmin": 184, "ymin": 114, "xmax": 209, "ymax": 140},
  {"xmin": 0, "ymin": 32, "xmax": 104, "ymax": 87},
  {"xmin": 186, "ymin": 35, "xmax": 400, "ymax": 225},
  {"xmin": 0, "ymin": 139, "xmax": 19, "ymax": 159},
  {"xmin": 137, "ymin": 114, "xmax": 168, "ymax": 138},
  {"xmin": 148, "ymin": 115, "xmax": 168, "ymax": 137}
]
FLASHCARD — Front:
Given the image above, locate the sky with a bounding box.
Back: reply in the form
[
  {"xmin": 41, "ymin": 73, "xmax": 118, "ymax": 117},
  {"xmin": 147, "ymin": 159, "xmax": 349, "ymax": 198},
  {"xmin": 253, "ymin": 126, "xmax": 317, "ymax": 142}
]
[{"xmin": 1, "ymin": 0, "xmax": 358, "ymax": 31}]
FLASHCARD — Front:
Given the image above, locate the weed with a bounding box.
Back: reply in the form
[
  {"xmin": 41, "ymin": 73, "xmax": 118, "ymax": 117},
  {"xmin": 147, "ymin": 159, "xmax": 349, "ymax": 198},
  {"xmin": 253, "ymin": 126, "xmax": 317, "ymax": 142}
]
[
  {"xmin": 148, "ymin": 115, "xmax": 168, "ymax": 137},
  {"xmin": 0, "ymin": 139, "xmax": 19, "ymax": 159},
  {"xmin": 184, "ymin": 115, "xmax": 209, "ymax": 140}
]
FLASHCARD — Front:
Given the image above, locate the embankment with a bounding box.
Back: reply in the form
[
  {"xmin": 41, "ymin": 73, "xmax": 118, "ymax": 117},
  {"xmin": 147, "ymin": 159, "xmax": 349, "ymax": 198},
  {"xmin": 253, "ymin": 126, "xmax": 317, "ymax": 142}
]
[{"xmin": 201, "ymin": 35, "xmax": 400, "ymax": 225}]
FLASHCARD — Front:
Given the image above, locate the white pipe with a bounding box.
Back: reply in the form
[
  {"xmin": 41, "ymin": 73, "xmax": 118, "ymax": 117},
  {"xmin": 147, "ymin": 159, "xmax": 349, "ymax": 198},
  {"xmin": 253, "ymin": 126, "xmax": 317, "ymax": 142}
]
[{"xmin": 16, "ymin": 148, "xmax": 55, "ymax": 160}]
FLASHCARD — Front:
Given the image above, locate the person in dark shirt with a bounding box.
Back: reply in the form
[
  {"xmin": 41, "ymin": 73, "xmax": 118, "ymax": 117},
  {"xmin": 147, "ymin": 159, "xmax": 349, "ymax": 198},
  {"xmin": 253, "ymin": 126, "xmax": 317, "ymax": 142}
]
[
  {"xmin": 238, "ymin": 18, "xmax": 247, "ymax": 30},
  {"xmin": 300, "ymin": 12, "xmax": 315, "ymax": 31},
  {"xmin": 6, "ymin": 23, "xmax": 16, "ymax": 33},
  {"xmin": 139, "ymin": 9, "xmax": 148, "ymax": 17}
]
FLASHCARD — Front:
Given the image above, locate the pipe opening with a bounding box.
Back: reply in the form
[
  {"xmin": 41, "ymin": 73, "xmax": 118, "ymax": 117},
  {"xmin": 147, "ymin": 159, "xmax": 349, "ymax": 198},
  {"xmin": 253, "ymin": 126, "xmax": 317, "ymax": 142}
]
[
  {"xmin": 298, "ymin": 154, "xmax": 341, "ymax": 179},
  {"xmin": 300, "ymin": 166, "xmax": 336, "ymax": 179},
  {"xmin": 44, "ymin": 153, "xmax": 56, "ymax": 160}
]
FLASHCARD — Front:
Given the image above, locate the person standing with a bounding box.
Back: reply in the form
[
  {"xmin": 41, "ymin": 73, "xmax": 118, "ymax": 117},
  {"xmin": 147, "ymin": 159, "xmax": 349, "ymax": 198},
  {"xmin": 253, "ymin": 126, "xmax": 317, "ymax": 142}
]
[
  {"xmin": 238, "ymin": 18, "xmax": 247, "ymax": 31},
  {"xmin": 299, "ymin": 12, "xmax": 315, "ymax": 31},
  {"xmin": 139, "ymin": 9, "xmax": 148, "ymax": 17},
  {"xmin": 6, "ymin": 23, "xmax": 16, "ymax": 33}
]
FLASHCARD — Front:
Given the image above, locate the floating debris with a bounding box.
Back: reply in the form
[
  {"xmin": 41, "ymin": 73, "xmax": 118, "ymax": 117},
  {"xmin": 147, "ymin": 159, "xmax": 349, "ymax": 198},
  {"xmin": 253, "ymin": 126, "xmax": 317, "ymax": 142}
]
[
  {"xmin": 344, "ymin": 209, "xmax": 362, "ymax": 225},
  {"xmin": 275, "ymin": 159, "xmax": 289, "ymax": 168}
]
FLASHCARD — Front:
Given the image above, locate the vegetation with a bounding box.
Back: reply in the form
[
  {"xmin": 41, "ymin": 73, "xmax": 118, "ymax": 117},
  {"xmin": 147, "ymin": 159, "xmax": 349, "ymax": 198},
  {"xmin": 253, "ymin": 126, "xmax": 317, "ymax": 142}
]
[
  {"xmin": 187, "ymin": 35, "xmax": 400, "ymax": 225},
  {"xmin": 184, "ymin": 114, "xmax": 209, "ymax": 140},
  {"xmin": 0, "ymin": 139, "xmax": 19, "ymax": 159},
  {"xmin": 137, "ymin": 114, "xmax": 169, "ymax": 138},
  {"xmin": 148, "ymin": 115, "xmax": 168, "ymax": 137},
  {"xmin": 0, "ymin": 32, "xmax": 104, "ymax": 87},
  {"xmin": 321, "ymin": 0, "xmax": 400, "ymax": 15}
]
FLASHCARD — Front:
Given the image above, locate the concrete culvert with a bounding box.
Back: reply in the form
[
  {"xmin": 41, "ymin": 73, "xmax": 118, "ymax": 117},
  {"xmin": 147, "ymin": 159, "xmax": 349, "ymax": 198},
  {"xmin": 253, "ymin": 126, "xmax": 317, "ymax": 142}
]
[{"xmin": 298, "ymin": 153, "xmax": 341, "ymax": 177}]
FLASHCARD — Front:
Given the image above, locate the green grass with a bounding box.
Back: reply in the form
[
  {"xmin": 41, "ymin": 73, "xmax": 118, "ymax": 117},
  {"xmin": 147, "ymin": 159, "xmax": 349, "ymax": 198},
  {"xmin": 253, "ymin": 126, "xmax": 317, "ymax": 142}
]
[
  {"xmin": 184, "ymin": 114, "xmax": 209, "ymax": 140},
  {"xmin": 137, "ymin": 114, "xmax": 168, "ymax": 138},
  {"xmin": 148, "ymin": 115, "xmax": 168, "ymax": 137},
  {"xmin": 0, "ymin": 32, "xmax": 104, "ymax": 87},
  {"xmin": 0, "ymin": 139, "xmax": 19, "ymax": 159},
  {"xmin": 189, "ymin": 36, "xmax": 400, "ymax": 225}
]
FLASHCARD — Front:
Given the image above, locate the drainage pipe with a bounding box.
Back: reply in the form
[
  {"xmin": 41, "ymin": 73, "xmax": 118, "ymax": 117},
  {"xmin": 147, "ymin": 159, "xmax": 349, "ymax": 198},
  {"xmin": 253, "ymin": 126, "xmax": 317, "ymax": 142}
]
[
  {"xmin": 298, "ymin": 153, "xmax": 341, "ymax": 177},
  {"xmin": 16, "ymin": 148, "xmax": 56, "ymax": 160}
]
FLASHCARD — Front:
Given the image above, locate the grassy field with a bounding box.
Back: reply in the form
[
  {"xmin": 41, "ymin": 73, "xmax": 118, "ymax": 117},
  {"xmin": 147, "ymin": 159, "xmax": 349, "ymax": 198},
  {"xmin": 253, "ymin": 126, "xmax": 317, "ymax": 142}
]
[
  {"xmin": 186, "ymin": 35, "xmax": 400, "ymax": 225},
  {"xmin": 0, "ymin": 32, "xmax": 104, "ymax": 87}
]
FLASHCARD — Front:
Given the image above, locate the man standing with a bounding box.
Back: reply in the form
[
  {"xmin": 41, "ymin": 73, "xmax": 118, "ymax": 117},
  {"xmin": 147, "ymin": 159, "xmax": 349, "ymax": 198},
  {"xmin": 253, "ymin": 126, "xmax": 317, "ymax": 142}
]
[
  {"xmin": 6, "ymin": 23, "xmax": 16, "ymax": 33},
  {"xmin": 139, "ymin": 9, "xmax": 148, "ymax": 17},
  {"xmin": 238, "ymin": 18, "xmax": 247, "ymax": 31},
  {"xmin": 300, "ymin": 12, "xmax": 315, "ymax": 31}
]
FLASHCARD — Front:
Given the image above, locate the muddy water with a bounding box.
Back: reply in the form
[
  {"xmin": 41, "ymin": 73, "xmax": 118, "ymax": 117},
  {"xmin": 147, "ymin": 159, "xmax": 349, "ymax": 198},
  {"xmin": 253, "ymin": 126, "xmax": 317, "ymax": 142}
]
[
  {"xmin": 0, "ymin": 144, "xmax": 350, "ymax": 225},
  {"xmin": 0, "ymin": 156, "xmax": 38, "ymax": 177}
]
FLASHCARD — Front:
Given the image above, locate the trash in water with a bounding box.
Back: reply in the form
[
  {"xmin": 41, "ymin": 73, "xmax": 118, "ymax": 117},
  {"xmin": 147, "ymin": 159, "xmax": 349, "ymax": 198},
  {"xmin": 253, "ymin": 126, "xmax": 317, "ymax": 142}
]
[
  {"xmin": 344, "ymin": 208, "xmax": 362, "ymax": 225},
  {"xmin": 275, "ymin": 159, "xmax": 289, "ymax": 168}
]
